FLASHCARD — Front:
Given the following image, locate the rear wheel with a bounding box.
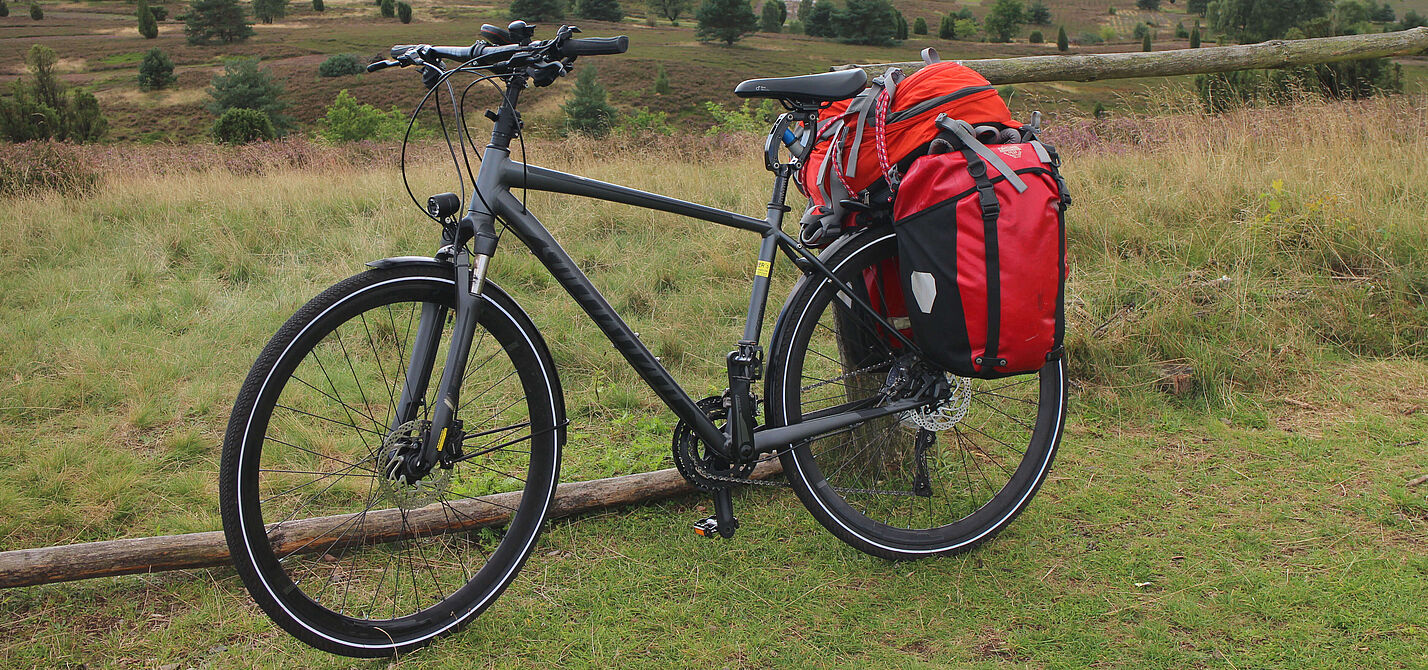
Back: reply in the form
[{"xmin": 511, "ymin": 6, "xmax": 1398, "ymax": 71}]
[
  {"xmin": 219, "ymin": 265, "xmax": 562, "ymax": 657},
  {"xmin": 767, "ymin": 230, "xmax": 1067, "ymax": 559}
]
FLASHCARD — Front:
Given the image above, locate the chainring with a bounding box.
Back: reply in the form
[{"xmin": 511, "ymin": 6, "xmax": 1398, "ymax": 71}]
[{"xmin": 672, "ymin": 396, "xmax": 755, "ymax": 492}]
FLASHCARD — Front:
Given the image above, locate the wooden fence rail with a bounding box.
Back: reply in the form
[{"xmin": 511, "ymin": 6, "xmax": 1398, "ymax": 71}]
[
  {"xmin": 0, "ymin": 461, "xmax": 781, "ymax": 589},
  {"xmin": 5, "ymin": 28, "xmax": 1428, "ymax": 591},
  {"xmin": 835, "ymin": 27, "xmax": 1428, "ymax": 83}
]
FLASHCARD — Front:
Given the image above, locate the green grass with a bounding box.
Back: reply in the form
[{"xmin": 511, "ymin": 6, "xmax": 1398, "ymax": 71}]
[{"xmin": 1, "ymin": 94, "xmax": 1427, "ymax": 666}]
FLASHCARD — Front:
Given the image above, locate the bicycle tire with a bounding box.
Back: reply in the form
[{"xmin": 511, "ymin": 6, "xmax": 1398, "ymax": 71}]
[
  {"xmin": 766, "ymin": 229, "xmax": 1067, "ymax": 560},
  {"xmin": 219, "ymin": 264, "xmax": 563, "ymax": 657}
]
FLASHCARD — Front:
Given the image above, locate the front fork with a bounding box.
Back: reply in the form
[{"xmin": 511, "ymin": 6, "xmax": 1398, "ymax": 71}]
[{"xmin": 390, "ymin": 215, "xmax": 501, "ymax": 480}]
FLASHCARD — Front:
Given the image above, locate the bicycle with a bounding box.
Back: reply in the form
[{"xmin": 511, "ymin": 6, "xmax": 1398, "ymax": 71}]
[{"xmin": 218, "ymin": 22, "xmax": 1068, "ymax": 657}]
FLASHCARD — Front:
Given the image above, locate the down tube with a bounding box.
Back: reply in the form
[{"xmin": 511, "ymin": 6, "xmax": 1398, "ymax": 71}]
[{"xmin": 491, "ymin": 191, "xmax": 726, "ymax": 451}]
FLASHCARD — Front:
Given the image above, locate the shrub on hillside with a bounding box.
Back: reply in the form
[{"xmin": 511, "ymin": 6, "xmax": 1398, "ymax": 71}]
[
  {"xmin": 1029, "ymin": 29, "xmax": 1042, "ymax": 43},
  {"xmin": 182, "ymin": 0, "xmax": 254, "ymax": 44},
  {"xmin": 510, "ymin": 0, "xmax": 563, "ymax": 21},
  {"xmin": 653, "ymin": 64, "xmax": 670, "ymax": 94},
  {"xmin": 695, "ymin": 0, "xmax": 757, "ymax": 44},
  {"xmin": 29, "ymin": 2, "xmax": 42, "ymax": 19},
  {"xmin": 0, "ymin": 142, "xmax": 102, "ymax": 196},
  {"xmin": 150, "ymin": 5, "xmax": 167, "ymax": 20},
  {"xmin": 318, "ymin": 89, "xmax": 414, "ymax": 142},
  {"xmin": 912, "ymin": 16, "xmax": 926, "ymax": 34},
  {"xmin": 379, "ymin": 0, "xmax": 394, "ymax": 17},
  {"xmin": 983, "ymin": 0, "xmax": 1023, "ymax": 43},
  {"xmin": 211, "ymin": 107, "xmax": 275, "ymax": 144},
  {"xmin": 618, "ymin": 107, "xmax": 674, "ymax": 135},
  {"xmin": 311, "ymin": 0, "xmax": 323, "ymax": 11},
  {"xmin": 319, "ymin": 53, "xmax": 365, "ymax": 77},
  {"xmin": 703, "ymin": 99, "xmax": 778, "ymax": 134},
  {"xmin": 1057, "ymin": 25, "xmax": 1068, "ymax": 50},
  {"xmin": 396, "ymin": 0, "xmax": 411, "ymax": 22},
  {"xmin": 0, "ymin": 45, "xmax": 107, "ymax": 142},
  {"xmin": 138, "ymin": 48, "xmax": 177, "ymax": 90},
  {"xmin": 0, "ymin": 1, "xmax": 9, "ymax": 18},
  {"xmin": 206, "ymin": 57, "xmax": 292, "ymax": 135}
]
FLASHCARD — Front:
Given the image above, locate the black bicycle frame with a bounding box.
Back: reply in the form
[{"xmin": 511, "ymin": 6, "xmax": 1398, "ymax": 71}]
[{"xmin": 399, "ymin": 75, "xmax": 925, "ymax": 474}]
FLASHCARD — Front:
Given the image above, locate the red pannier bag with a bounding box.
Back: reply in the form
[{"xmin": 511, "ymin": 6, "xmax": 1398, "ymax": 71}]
[
  {"xmin": 794, "ymin": 59, "xmax": 1014, "ymax": 246},
  {"xmin": 891, "ymin": 115, "xmax": 1069, "ymax": 378}
]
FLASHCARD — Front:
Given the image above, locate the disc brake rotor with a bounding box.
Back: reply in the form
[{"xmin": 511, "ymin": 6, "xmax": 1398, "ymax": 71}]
[
  {"xmin": 900, "ymin": 373, "xmax": 973, "ymax": 432},
  {"xmin": 376, "ymin": 419, "xmax": 450, "ymax": 509}
]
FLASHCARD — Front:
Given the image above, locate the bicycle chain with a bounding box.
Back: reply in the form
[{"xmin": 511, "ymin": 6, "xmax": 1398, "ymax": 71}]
[{"xmin": 678, "ymin": 361, "xmax": 932, "ymax": 496}]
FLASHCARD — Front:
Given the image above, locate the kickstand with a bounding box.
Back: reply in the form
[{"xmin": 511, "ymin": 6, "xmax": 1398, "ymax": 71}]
[{"xmin": 912, "ymin": 428, "xmax": 934, "ymax": 497}]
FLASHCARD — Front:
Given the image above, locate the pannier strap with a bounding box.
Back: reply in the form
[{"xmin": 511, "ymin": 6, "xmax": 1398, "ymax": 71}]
[{"xmin": 933, "ymin": 115, "xmax": 1028, "ymax": 194}]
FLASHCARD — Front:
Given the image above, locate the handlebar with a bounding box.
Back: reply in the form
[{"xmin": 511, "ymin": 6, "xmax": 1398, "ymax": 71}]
[
  {"xmin": 559, "ymin": 36, "xmax": 628, "ymax": 57},
  {"xmin": 371, "ymin": 26, "xmax": 627, "ymax": 76}
]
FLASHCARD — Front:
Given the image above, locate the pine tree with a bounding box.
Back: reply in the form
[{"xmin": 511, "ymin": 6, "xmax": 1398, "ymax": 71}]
[
  {"xmin": 396, "ymin": 0, "xmax": 411, "ymax": 22},
  {"xmin": 29, "ymin": 2, "xmax": 41, "ymax": 19},
  {"xmin": 379, "ymin": 0, "xmax": 393, "ymax": 17},
  {"xmin": 913, "ymin": 16, "xmax": 926, "ymax": 34},
  {"xmin": 183, "ymin": 0, "xmax": 254, "ymax": 44},
  {"xmin": 1026, "ymin": 1, "xmax": 1050, "ymax": 24},
  {"xmin": 1190, "ymin": 20, "xmax": 1201, "ymax": 47},
  {"xmin": 803, "ymin": 0, "xmax": 833, "ymax": 35},
  {"xmin": 653, "ymin": 64, "xmax": 670, "ymax": 94},
  {"xmin": 562, "ymin": 65, "xmax": 616, "ymax": 137},
  {"xmin": 509, "ymin": 0, "xmax": 563, "ymax": 20},
  {"xmin": 1141, "ymin": 31, "xmax": 1152, "ymax": 51},
  {"xmin": 577, "ymin": 0, "xmax": 623, "ymax": 21},
  {"xmin": 0, "ymin": 45, "xmax": 107, "ymax": 142},
  {"xmin": 1056, "ymin": 24, "xmax": 1068, "ymax": 50},
  {"xmin": 311, "ymin": 0, "xmax": 322, "ymax": 10},
  {"xmin": 983, "ymin": 0, "xmax": 1023, "ymax": 43},
  {"xmin": 797, "ymin": 0, "xmax": 810, "ymax": 22},
  {"xmin": 253, "ymin": 0, "xmax": 287, "ymax": 23},
  {"xmin": 695, "ymin": 0, "xmax": 757, "ymax": 44},
  {"xmin": 834, "ymin": 0, "xmax": 898, "ymax": 45},
  {"xmin": 938, "ymin": 14, "xmax": 954, "ymax": 39},
  {"xmin": 895, "ymin": 10, "xmax": 908, "ymax": 39},
  {"xmin": 138, "ymin": 0, "xmax": 159, "ymax": 37},
  {"xmin": 138, "ymin": 47, "xmax": 177, "ymax": 90},
  {"xmin": 206, "ymin": 57, "xmax": 292, "ymax": 134},
  {"xmin": 759, "ymin": 0, "xmax": 782, "ymax": 31},
  {"xmin": 0, "ymin": 1, "xmax": 9, "ymax": 18},
  {"xmin": 646, "ymin": 0, "xmax": 686, "ymax": 23}
]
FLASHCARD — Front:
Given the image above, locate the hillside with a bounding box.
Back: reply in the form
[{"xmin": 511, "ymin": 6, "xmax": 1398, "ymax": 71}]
[
  {"xmin": 4, "ymin": 0, "xmax": 1424, "ymax": 141},
  {"xmin": 1, "ymin": 94, "xmax": 1425, "ymax": 666}
]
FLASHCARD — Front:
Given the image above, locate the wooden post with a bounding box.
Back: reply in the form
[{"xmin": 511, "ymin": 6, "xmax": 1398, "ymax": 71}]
[
  {"xmin": 834, "ymin": 27, "xmax": 1428, "ymax": 82},
  {"xmin": 0, "ymin": 461, "xmax": 781, "ymax": 589}
]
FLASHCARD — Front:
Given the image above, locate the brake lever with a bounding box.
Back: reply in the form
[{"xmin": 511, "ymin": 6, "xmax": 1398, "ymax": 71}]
[{"xmin": 367, "ymin": 59, "xmax": 402, "ymax": 73}]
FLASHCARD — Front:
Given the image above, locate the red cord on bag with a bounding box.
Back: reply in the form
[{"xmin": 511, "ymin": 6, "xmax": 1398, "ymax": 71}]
[{"xmin": 873, "ymin": 89, "xmax": 894, "ymax": 190}]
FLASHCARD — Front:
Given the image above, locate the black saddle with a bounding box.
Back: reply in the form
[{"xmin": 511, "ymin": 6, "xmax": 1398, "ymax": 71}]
[{"xmin": 733, "ymin": 69, "xmax": 868, "ymax": 105}]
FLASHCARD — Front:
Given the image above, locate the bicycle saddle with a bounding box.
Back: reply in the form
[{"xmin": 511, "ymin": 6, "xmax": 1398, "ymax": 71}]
[{"xmin": 733, "ymin": 69, "xmax": 868, "ymax": 104}]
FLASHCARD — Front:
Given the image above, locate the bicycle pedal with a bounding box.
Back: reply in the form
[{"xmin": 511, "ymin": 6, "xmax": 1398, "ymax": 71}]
[{"xmin": 692, "ymin": 515, "xmax": 738, "ymax": 539}]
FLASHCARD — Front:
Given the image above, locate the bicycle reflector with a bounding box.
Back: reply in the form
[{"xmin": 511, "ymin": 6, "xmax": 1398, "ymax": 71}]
[{"xmin": 427, "ymin": 192, "xmax": 461, "ymax": 220}]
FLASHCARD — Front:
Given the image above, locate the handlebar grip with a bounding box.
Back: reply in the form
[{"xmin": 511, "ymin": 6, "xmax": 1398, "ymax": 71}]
[
  {"xmin": 559, "ymin": 36, "xmax": 628, "ymax": 57},
  {"xmin": 367, "ymin": 59, "xmax": 401, "ymax": 73}
]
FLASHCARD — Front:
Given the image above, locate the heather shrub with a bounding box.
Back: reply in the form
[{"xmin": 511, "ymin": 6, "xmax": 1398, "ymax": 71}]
[{"xmin": 319, "ymin": 53, "xmax": 365, "ymax": 77}]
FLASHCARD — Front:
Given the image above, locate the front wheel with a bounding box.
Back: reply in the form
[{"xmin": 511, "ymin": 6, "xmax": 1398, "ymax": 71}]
[
  {"xmin": 767, "ymin": 229, "xmax": 1067, "ymax": 560},
  {"xmin": 219, "ymin": 265, "xmax": 563, "ymax": 657}
]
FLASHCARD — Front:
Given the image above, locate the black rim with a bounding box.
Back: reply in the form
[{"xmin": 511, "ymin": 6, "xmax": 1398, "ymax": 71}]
[
  {"xmin": 777, "ymin": 233, "xmax": 1063, "ymax": 549},
  {"xmin": 231, "ymin": 275, "xmax": 558, "ymax": 647}
]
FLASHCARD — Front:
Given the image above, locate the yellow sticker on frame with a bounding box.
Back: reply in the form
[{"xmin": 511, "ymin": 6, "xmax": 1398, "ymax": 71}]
[{"xmin": 755, "ymin": 260, "xmax": 772, "ymax": 278}]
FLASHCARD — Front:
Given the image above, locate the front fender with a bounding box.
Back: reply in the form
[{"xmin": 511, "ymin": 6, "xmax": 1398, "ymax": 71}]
[{"xmin": 365, "ymin": 256, "xmax": 454, "ymax": 272}]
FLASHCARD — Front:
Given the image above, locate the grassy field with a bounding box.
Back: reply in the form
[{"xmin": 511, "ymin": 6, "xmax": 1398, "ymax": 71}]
[
  {"xmin": 9, "ymin": 0, "xmax": 1423, "ymax": 141},
  {"xmin": 1, "ymin": 93, "xmax": 1427, "ymax": 667}
]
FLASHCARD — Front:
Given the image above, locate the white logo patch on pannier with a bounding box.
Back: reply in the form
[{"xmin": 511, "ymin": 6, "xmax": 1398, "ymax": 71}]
[
  {"xmin": 996, "ymin": 144, "xmax": 1023, "ymax": 159},
  {"xmin": 911, "ymin": 271, "xmax": 937, "ymax": 313}
]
